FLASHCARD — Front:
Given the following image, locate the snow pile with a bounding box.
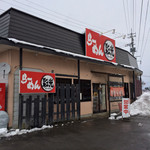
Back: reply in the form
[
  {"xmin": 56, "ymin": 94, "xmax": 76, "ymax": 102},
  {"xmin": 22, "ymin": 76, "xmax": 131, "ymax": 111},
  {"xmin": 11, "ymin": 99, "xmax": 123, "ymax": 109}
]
[
  {"xmin": 0, "ymin": 128, "xmax": 7, "ymax": 137},
  {"xmin": 130, "ymin": 92, "xmax": 150, "ymax": 116},
  {"xmin": 109, "ymin": 113, "xmax": 117, "ymax": 120},
  {"xmin": 0, "ymin": 125, "xmax": 53, "ymax": 139},
  {"xmin": 108, "ymin": 113, "xmax": 122, "ymax": 120}
]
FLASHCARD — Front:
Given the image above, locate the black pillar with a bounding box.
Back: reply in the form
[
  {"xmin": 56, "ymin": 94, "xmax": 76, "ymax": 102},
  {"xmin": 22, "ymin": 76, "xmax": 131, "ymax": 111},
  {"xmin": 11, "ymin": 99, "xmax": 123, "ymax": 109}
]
[
  {"xmin": 140, "ymin": 75, "xmax": 142, "ymax": 95},
  {"xmin": 19, "ymin": 48, "xmax": 23, "ymax": 70},
  {"xmin": 108, "ymin": 75, "xmax": 111, "ymax": 117},
  {"xmin": 18, "ymin": 48, "xmax": 23, "ymax": 129},
  {"xmin": 77, "ymin": 59, "xmax": 80, "ymax": 119},
  {"xmin": 133, "ymin": 71, "xmax": 136, "ymax": 101}
]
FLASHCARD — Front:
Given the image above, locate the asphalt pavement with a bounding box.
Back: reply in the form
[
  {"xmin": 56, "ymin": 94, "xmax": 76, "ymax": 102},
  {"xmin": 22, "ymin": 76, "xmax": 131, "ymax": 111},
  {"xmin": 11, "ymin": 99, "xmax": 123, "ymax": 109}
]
[{"xmin": 0, "ymin": 116, "xmax": 150, "ymax": 150}]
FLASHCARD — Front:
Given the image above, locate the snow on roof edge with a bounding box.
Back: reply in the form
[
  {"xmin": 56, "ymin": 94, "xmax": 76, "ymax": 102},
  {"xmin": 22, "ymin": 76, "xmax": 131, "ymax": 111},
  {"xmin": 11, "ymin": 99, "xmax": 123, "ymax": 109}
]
[{"xmin": 8, "ymin": 38, "xmax": 135, "ymax": 70}]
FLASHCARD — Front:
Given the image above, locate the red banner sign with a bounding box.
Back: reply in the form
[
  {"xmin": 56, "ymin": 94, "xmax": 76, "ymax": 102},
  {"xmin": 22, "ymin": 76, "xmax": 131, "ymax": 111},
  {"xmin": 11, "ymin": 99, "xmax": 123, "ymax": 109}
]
[
  {"xmin": 19, "ymin": 71, "xmax": 55, "ymax": 93},
  {"xmin": 110, "ymin": 87, "xmax": 125, "ymax": 97},
  {"xmin": 86, "ymin": 28, "xmax": 116, "ymax": 62},
  {"xmin": 0, "ymin": 83, "xmax": 6, "ymax": 111}
]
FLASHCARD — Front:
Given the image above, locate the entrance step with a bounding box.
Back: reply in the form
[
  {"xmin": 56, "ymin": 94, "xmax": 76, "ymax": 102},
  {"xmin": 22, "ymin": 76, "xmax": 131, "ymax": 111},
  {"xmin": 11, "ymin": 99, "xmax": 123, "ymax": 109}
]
[{"xmin": 92, "ymin": 112, "xmax": 109, "ymax": 118}]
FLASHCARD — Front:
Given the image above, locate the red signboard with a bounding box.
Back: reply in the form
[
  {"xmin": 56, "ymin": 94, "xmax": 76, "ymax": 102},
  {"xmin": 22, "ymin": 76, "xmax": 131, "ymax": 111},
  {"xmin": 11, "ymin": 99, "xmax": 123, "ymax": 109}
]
[
  {"xmin": 86, "ymin": 28, "xmax": 116, "ymax": 63},
  {"xmin": 19, "ymin": 71, "xmax": 55, "ymax": 93},
  {"xmin": 0, "ymin": 83, "xmax": 6, "ymax": 111},
  {"xmin": 110, "ymin": 87, "xmax": 125, "ymax": 97}
]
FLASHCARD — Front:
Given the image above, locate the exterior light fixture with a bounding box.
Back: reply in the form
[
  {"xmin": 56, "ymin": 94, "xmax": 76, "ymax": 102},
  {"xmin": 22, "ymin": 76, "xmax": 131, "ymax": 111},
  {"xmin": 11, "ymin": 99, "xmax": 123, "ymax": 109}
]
[
  {"xmin": 90, "ymin": 29, "xmax": 116, "ymax": 35},
  {"xmin": 101, "ymin": 29, "xmax": 115, "ymax": 35},
  {"xmin": 51, "ymin": 70, "xmax": 54, "ymax": 73},
  {"xmin": 114, "ymin": 34, "xmax": 126, "ymax": 39}
]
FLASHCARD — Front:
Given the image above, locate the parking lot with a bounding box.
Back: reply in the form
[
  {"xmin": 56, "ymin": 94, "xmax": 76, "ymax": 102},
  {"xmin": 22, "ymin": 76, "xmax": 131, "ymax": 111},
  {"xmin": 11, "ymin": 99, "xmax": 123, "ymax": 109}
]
[{"xmin": 0, "ymin": 116, "xmax": 150, "ymax": 150}]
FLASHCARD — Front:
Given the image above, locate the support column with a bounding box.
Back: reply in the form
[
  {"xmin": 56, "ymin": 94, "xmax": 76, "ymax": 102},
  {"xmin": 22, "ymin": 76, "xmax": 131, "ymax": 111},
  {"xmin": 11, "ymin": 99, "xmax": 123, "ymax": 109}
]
[
  {"xmin": 140, "ymin": 75, "xmax": 142, "ymax": 95},
  {"xmin": 77, "ymin": 59, "xmax": 80, "ymax": 119},
  {"xmin": 133, "ymin": 71, "xmax": 136, "ymax": 101},
  {"xmin": 18, "ymin": 48, "xmax": 23, "ymax": 129},
  {"xmin": 108, "ymin": 75, "xmax": 111, "ymax": 117},
  {"xmin": 19, "ymin": 48, "xmax": 23, "ymax": 70}
]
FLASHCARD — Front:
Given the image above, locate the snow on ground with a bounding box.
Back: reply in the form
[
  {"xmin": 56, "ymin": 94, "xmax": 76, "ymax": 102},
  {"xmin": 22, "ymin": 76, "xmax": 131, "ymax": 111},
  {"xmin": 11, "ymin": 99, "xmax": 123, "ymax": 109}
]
[
  {"xmin": 130, "ymin": 92, "xmax": 150, "ymax": 116},
  {"xmin": 108, "ymin": 113, "xmax": 123, "ymax": 120},
  {"xmin": 108, "ymin": 113, "xmax": 117, "ymax": 120},
  {"xmin": 109, "ymin": 92, "xmax": 150, "ymax": 120},
  {"xmin": 0, "ymin": 125, "xmax": 53, "ymax": 139}
]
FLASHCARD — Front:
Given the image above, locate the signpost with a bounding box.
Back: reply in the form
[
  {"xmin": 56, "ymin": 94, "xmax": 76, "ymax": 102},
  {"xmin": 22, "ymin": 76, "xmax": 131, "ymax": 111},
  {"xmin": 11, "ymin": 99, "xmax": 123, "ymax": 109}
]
[
  {"xmin": 122, "ymin": 98, "xmax": 130, "ymax": 118},
  {"xmin": 19, "ymin": 70, "xmax": 55, "ymax": 93}
]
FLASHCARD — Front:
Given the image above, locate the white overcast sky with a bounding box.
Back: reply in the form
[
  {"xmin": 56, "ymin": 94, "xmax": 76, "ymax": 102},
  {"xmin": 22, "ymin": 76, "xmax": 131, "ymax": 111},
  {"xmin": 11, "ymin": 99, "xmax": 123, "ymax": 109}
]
[{"xmin": 0, "ymin": 0, "xmax": 150, "ymax": 88}]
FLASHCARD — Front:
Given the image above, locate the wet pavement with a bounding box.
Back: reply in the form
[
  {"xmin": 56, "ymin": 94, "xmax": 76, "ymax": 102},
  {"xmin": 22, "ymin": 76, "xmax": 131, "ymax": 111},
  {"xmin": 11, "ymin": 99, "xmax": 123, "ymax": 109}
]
[{"xmin": 0, "ymin": 116, "xmax": 150, "ymax": 150}]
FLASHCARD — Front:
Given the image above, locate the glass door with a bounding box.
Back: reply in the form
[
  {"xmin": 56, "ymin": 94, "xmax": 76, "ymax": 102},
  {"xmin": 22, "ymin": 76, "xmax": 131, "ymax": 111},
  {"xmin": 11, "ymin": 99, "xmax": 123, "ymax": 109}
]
[
  {"xmin": 100, "ymin": 85, "xmax": 106, "ymax": 111},
  {"xmin": 93, "ymin": 83, "xmax": 99, "ymax": 113},
  {"xmin": 93, "ymin": 83, "xmax": 107, "ymax": 113}
]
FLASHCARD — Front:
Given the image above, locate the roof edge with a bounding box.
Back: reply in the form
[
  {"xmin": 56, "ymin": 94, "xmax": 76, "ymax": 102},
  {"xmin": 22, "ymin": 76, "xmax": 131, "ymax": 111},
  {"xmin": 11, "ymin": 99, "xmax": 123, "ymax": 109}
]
[
  {"xmin": 0, "ymin": 7, "xmax": 12, "ymax": 18},
  {"xmin": 0, "ymin": 37, "xmax": 143, "ymax": 75}
]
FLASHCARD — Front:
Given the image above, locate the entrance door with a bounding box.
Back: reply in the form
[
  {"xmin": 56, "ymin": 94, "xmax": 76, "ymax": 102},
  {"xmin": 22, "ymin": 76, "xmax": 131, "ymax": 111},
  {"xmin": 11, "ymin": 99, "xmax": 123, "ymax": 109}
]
[{"xmin": 93, "ymin": 83, "xmax": 107, "ymax": 113}]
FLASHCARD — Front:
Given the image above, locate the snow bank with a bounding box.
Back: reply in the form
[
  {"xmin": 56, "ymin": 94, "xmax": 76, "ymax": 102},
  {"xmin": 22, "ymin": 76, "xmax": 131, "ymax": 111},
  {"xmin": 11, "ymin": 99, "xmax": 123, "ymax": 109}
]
[
  {"xmin": 0, "ymin": 128, "xmax": 8, "ymax": 137},
  {"xmin": 0, "ymin": 125, "xmax": 53, "ymax": 139},
  {"xmin": 130, "ymin": 92, "xmax": 150, "ymax": 116}
]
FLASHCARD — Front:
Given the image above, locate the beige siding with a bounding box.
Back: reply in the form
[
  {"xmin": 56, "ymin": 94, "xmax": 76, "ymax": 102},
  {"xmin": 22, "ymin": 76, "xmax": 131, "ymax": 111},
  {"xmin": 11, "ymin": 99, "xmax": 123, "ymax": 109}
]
[{"xmin": 0, "ymin": 48, "xmax": 135, "ymax": 127}]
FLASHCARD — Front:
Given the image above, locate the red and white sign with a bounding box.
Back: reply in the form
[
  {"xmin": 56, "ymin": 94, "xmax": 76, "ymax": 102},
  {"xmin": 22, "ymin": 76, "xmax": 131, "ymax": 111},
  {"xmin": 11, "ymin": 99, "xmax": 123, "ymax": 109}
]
[
  {"xmin": 122, "ymin": 98, "xmax": 130, "ymax": 118},
  {"xmin": 0, "ymin": 83, "xmax": 6, "ymax": 111},
  {"xmin": 110, "ymin": 87, "xmax": 125, "ymax": 97},
  {"xmin": 19, "ymin": 71, "xmax": 55, "ymax": 93},
  {"xmin": 86, "ymin": 28, "xmax": 116, "ymax": 62}
]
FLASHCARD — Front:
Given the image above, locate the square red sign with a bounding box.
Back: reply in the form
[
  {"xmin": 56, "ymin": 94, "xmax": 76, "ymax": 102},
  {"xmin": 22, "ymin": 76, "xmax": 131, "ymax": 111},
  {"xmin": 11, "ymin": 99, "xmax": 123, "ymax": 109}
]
[{"xmin": 86, "ymin": 28, "xmax": 116, "ymax": 63}]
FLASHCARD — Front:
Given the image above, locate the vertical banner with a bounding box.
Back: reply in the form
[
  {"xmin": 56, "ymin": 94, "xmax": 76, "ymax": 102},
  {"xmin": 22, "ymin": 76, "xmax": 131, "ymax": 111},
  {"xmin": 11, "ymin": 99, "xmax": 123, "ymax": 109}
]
[
  {"xmin": 122, "ymin": 98, "xmax": 130, "ymax": 118},
  {"xmin": 0, "ymin": 83, "xmax": 6, "ymax": 111}
]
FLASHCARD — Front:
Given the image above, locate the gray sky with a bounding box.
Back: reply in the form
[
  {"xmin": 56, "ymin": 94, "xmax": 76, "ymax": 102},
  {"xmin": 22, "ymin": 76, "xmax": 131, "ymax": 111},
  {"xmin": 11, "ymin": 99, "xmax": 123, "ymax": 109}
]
[{"xmin": 0, "ymin": 0, "xmax": 150, "ymax": 88}]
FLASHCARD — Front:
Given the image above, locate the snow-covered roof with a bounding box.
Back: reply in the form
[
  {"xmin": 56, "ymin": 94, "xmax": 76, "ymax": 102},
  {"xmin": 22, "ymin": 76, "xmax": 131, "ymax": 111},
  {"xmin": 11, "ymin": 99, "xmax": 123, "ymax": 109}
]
[{"xmin": 0, "ymin": 37, "xmax": 142, "ymax": 74}]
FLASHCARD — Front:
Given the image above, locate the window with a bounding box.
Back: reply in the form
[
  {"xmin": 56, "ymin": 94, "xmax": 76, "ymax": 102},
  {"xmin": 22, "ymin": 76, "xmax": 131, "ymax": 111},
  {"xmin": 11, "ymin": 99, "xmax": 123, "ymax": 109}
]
[
  {"xmin": 56, "ymin": 78, "xmax": 72, "ymax": 85},
  {"xmin": 54, "ymin": 78, "xmax": 72, "ymax": 103},
  {"xmin": 130, "ymin": 83, "xmax": 134, "ymax": 99},
  {"xmin": 124, "ymin": 83, "xmax": 129, "ymax": 98},
  {"xmin": 74, "ymin": 79, "xmax": 91, "ymax": 102}
]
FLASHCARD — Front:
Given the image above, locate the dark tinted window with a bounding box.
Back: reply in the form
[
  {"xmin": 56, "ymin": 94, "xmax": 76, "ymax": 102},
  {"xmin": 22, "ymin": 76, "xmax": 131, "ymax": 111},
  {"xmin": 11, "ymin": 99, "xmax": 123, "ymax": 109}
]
[
  {"xmin": 130, "ymin": 83, "xmax": 134, "ymax": 99},
  {"xmin": 56, "ymin": 78, "xmax": 72, "ymax": 85},
  {"xmin": 74, "ymin": 79, "xmax": 91, "ymax": 102},
  {"xmin": 124, "ymin": 83, "xmax": 129, "ymax": 98}
]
